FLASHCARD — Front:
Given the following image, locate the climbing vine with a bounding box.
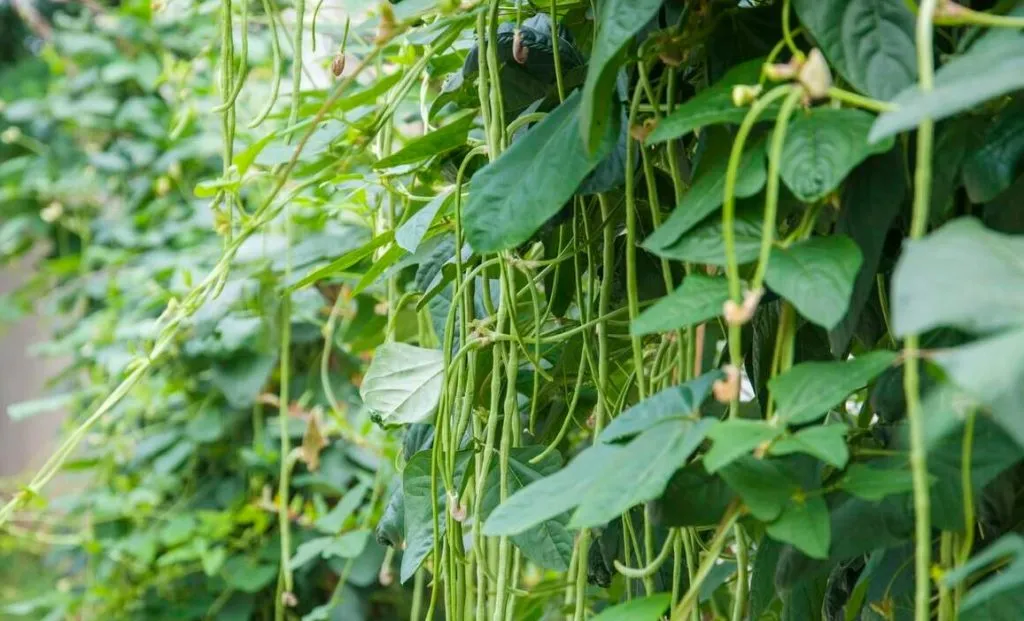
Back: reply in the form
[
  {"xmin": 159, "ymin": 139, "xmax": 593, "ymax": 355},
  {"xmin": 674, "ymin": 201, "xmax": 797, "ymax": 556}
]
[{"xmin": 4, "ymin": 1, "xmax": 1024, "ymax": 620}]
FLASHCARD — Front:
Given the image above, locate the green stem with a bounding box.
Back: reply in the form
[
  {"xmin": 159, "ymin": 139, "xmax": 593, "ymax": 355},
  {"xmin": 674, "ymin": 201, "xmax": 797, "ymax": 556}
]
[{"xmin": 907, "ymin": 3, "xmax": 937, "ymax": 621}]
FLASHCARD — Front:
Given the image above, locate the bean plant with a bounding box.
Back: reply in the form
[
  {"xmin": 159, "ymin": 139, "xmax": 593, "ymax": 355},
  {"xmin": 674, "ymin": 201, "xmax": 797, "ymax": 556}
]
[{"xmin": 3, "ymin": 0, "xmax": 1024, "ymax": 620}]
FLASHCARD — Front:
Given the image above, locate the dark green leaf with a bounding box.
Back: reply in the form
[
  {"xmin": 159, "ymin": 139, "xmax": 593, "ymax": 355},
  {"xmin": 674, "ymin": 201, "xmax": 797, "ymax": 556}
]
[
  {"xmin": 942, "ymin": 534, "xmax": 1024, "ymax": 620},
  {"xmin": 395, "ymin": 191, "xmax": 454, "ymax": 253},
  {"xmin": 870, "ymin": 26, "xmax": 1024, "ymax": 142},
  {"xmin": 792, "ymin": 0, "xmax": 916, "ymax": 100},
  {"xmin": 401, "ymin": 450, "xmax": 441, "ymax": 583},
  {"xmin": 891, "ymin": 218, "xmax": 1024, "ymax": 336},
  {"xmin": 769, "ymin": 350, "xmax": 896, "ymax": 425},
  {"xmin": 770, "ymin": 424, "xmax": 849, "ymax": 468},
  {"xmin": 767, "ymin": 495, "xmax": 831, "ymax": 560},
  {"xmin": 962, "ymin": 99, "xmax": 1024, "ymax": 203},
  {"xmin": 765, "ymin": 236, "xmax": 863, "ymax": 330},
  {"xmin": 646, "ymin": 58, "xmax": 772, "ymax": 144},
  {"xmin": 838, "ymin": 464, "xmax": 915, "ymax": 501},
  {"xmin": 651, "ymin": 463, "xmax": 737, "ymax": 527},
  {"xmin": 483, "ymin": 443, "xmax": 620, "ymax": 537},
  {"xmin": 464, "ymin": 91, "xmax": 612, "ymax": 253},
  {"xmin": 779, "ymin": 108, "xmax": 893, "ymax": 203},
  {"xmin": 580, "ymin": 0, "xmax": 664, "ymax": 152},
  {"xmin": 650, "ymin": 199, "xmax": 764, "ymax": 265},
  {"xmin": 720, "ymin": 456, "xmax": 795, "ymax": 521},
  {"xmin": 631, "ymin": 274, "xmax": 731, "ymax": 336},
  {"xmin": 571, "ymin": 418, "xmax": 716, "ymax": 528},
  {"xmin": 704, "ymin": 419, "xmax": 784, "ymax": 473},
  {"xmin": 222, "ymin": 556, "xmax": 278, "ymax": 593},
  {"xmin": 600, "ymin": 370, "xmax": 722, "ymax": 441},
  {"xmin": 287, "ymin": 232, "xmax": 393, "ymax": 292},
  {"xmin": 373, "ymin": 110, "xmax": 476, "ymax": 169},
  {"xmin": 643, "ymin": 139, "xmax": 766, "ymax": 252},
  {"xmin": 830, "ymin": 148, "xmax": 906, "ymax": 355},
  {"xmin": 480, "ymin": 447, "xmax": 573, "ymax": 571}
]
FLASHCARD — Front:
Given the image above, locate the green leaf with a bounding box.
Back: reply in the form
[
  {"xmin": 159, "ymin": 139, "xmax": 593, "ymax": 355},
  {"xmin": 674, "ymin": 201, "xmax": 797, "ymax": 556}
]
[
  {"xmin": 962, "ymin": 99, "xmax": 1024, "ymax": 203},
  {"xmin": 934, "ymin": 329, "xmax": 1024, "ymax": 449},
  {"xmin": 570, "ymin": 418, "xmax": 717, "ymax": 528},
  {"xmin": 942, "ymin": 534, "xmax": 1024, "ymax": 620},
  {"xmin": 631, "ymin": 274, "xmax": 731, "ymax": 336},
  {"xmin": 600, "ymin": 370, "xmax": 722, "ymax": 442},
  {"xmin": 395, "ymin": 190, "xmax": 454, "ymax": 253},
  {"xmin": 891, "ymin": 218, "xmax": 1024, "ymax": 336},
  {"xmin": 352, "ymin": 244, "xmax": 406, "ymax": 295},
  {"xmin": 643, "ymin": 139, "xmax": 767, "ymax": 252},
  {"xmin": 210, "ymin": 354, "xmax": 277, "ymax": 409},
  {"xmin": 222, "ymin": 556, "xmax": 278, "ymax": 593},
  {"xmin": 316, "ymin": 483, "xmax": 369, "ymax": 534},
  {"xmin": 764, "ymin": 236, "xmax": 863, "ymax": 330},
  {"xmin": 464, "ymin": 91, "xmax": 612, "ymax": 253},
  {"xmin": 770, "ymin": 424, "xmax": 849, "ymax": 468},
  {"xmin": 750, "ymin": 539, "xmax": 784, "ymax": 619},
  {"xmin": 830, "ymin": 148, "xmax": 907, "ymax": 355},
  {"xmin": 704, "ymin": 419, "xmax": 784, "ymax": 473},
  {"xmin": 483, "ymin": 443, "xmax": 620, "ymax": 537},
  {"xmin": 480, "ymin": 447, "xmax": 573, "ymax": 571},
  {"xmin": 766, "ymin": 494, "xmax": 831, "ymax": 560},
  {"xmin": 646, "ymin": 58, "xmax": 772, "ymax": 144},
  {"xmin": 779, "ymin": 108, "xmax": 893, "ymax": 203},
  {"xmin": 287, "ymin": 232, "xmax": 393, "ymax": 293},
  {"xmin": 652, "ymin": 463, "xmax": 738, "ymax": 527},
  {"xmin": 769, "ymin": 350, "xmax": 897, "ymax": 425},
  {"xmin": 792, "ymin": 0, "xmax": 916, "ymax": 101},
  {"xmin": 870, "ymin": 26, "xmax": 1024, "ymax": 142},
  {"xmin": 720, "ymin": 457, "xmax": 795, "ymax": 521},
  {"xmin": 401, "ymin": 450, "xmax": 441, "ymax": 583},
  {"xmin": 589, "ymin": 593, "xmax": 671, "ymax": 621},
  {"xmin": 839, "ymin": 464, "xmax": 915, "ymax": 501},
  {"xmin": 579, "ymin": 0, "xmax": 664, "ymax": 152},
  {"xmin": 360, "ymin": 343, "xmax": 445, "ymax": 425},
  {"xmin": 6, "ymin": 393, "xmax": 74, "ymax": 421},
  {"xmin": 373, "ymin": 110, "xmax": 476, "ymax": 169},
  {"xmin": 650, "ymin": 199, "xmax": 765, "ymax": 265}
]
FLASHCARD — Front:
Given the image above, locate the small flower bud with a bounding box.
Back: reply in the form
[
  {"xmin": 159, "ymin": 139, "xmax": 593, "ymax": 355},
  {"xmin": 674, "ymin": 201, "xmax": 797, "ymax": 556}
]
[
  {"xmin": 512, "ymin": 29, "xmax": 528, "ymax": 65},
  {"xmin": 281, "ymin": 592, "xmax": 298, "ymax": 607},
  {"xmin": 935, "ymin": 0, "xmax": 968, "ymax": 18},
  {"xmin": 331, "ymin": 53, "xmax": 346, "ymax": 77},
  {"xmin": 712, "ymin": 365, "xmax": 741, "ymax": 404},
  {"xmin": 379, "ymin": 563, "xmax": 394, "ymax": 586},
  {"xmin": 40, "ymin": 201, "xmax": 63, "ymax": 223},
  {"xmin": 763, "ymin": 59, "xmax": 799, "ymax": 82},
  {"xmin": 448, "ymin": 492, "xmax": 467, "ymax": 522},
  {"xmin": 731, "ymin": 84, "xmax": 763, "ymax": 107},
  {"xmin": 155, "ymin": 176, "xmax": 171, "ymax": 197},
  {"xmin": 629, "ymin": 118, "xmax": 658, "ymax": 143},
  {"xmin": 798, "ymin": 49, "xmax": 832, "ymax": 101}
]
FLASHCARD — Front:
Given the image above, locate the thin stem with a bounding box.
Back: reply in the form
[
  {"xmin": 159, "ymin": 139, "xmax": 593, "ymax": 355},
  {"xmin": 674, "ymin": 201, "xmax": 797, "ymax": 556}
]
[{"xmin": 907, "ymin": 3, "xmax": 937, "ymax": 621}]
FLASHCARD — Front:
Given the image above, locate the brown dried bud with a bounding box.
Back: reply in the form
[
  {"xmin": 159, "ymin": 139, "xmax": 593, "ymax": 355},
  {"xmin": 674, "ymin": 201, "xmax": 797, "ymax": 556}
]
[
  {"xmin": 731, "ymin": 84, "xmax": 763, "ymax": 107},
  {"xmin": 448, "ymin": 492, "xmax": 468, "ymax": 522},
  {"xmin": 512, "ymin": 29, "xmax": 528, "ymax": 65},
  {"xmin": 712, "ymin": 365, "xmax": 741, "ymax": 404},
  {"xmin": 798, "ymin": 49, "xmax": 832, "ymax": 101},
  {"xmin": 629, "ymin": 118, "xmax": 658, "ymax": 143},
  {"xmin": 331, "ymin": 53, "xmax": 346, "ymax": 77},
  {"xmin": 375, "ymin": 2, "xmax": 397, "ymax": 45}
]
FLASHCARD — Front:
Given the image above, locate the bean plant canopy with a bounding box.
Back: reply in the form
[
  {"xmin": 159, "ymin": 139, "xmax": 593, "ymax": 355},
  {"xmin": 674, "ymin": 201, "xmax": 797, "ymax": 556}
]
[{"xmin": 2, "ymin": 0, "xmax": 1024, "ymax": 620}]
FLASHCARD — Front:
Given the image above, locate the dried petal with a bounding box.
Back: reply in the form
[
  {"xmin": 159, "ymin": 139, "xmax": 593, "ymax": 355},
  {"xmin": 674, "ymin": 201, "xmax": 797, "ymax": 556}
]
[
  {"xmin": 798, "ymin": 49, "xmax": 832, "ymax": 100},
  {"xmin": 712, "ymin": 365, "xmax": 741, "ymax": 403},
  {"xmin": 512, "ymin": 29, "xmax": 528, "ymax": 65}
]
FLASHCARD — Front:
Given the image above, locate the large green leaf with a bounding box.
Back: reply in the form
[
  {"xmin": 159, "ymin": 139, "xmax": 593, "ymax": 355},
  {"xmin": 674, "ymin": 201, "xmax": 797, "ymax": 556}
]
[
  {"xmin": 463, "ymin": 91, "xmax": 612, "ymax": 253},
  {"xmin": 579, "ymin": 0, "xmax": 663, "ymax": 152},
  {"xmin": 360, "ymin": 343, "xmax": 445, "ymax": 425},
  {"xmin": 482, "ymin": 443, "xmax": 620, "ymax": 537},
  {"xmin": 570, "ymin": 419, "xmax": 716, "ymax": 528},
  {"xmin": 373, "ymin": 110, "xmax": 476, "ymax": 169},
  {"xmin": 600, "ymin": 370, "xmax": 722, "ymax": 441},
  {"xmin": 395, "ymin": 190, "xmax": 454, "ymax": 253},
  {"xmin": 870, "ymin": 26, "xmax": 1024, "ymax": 142},
  {"xmin": 829, "ymin": 148, "xmax": 907, "ymax": 355},
  {"xmin": 589, "ymin": 594, "xmax": 671, "ymax": 621},
  {"xmin": 643, "ymin": 138, "xmax": 767, "ymax": 252},
  {"xmin": 891, "ymin": 218, "xmax": 1024, "ymax": 336},
  {"xmin": 479, "ymin": 447, "xmax": 573, "ymax": 571},
  {"xmin": 838, "ymin": 464, "xmax": 915, "ymax": 502},
  {"xmin": 720, "ymin": 457, "xmax": 794, "ymax": 521},
  {"xmin": 631, "ymin": 274, "xmax": 731, "ymax": 336},
  {"xmin": 934, "ymin": 329, "xmax": 1024, "ymax": 449},
  {"xmin": 769, "ymin": 350, "xmax": 897, "ymax": 425},
  {"xmin": 769, "ymin": 424, "xmax": 849, "ymax": 468},
  {"xmin": 651, "ymin": 463, "xmax": 737, "ymax": 527},
  {"xmin": 779, "ymin": 108, "xmax": 893, "ymax": 203},
  {"xmin": 400, "ymin": 450, "xmax": 440, "ymax": 583},
  {"xmin": 962, "ymin": 99, "xmax": 1024, "ymax": 203},
  {"xmin": 704, "ymin": 419, "xmax": 784, "ymax": 473},
  {"xmin": 764, "ymin": 236, "xmax": 863, "ymax": 330},
  {"xmin": 646, "ymin": 58, "xmax": 773, "ymax": 144},
  {"xmin": 767, "ymin": 494, "xmax": 831, "ymax": 560},
  {"xmin": 792, "ymin": 0, "xmax": 916, "ymax": 100},
  {"xmin": 650, "ymin": 199, "xmax": 764, "ymax": 264}
]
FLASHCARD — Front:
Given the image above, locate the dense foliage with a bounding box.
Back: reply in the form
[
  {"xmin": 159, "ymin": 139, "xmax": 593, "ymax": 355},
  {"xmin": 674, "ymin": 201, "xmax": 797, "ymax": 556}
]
[{"xmin": 3, "ymin": 0, "xmax": 1024, "ymax": 620}]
